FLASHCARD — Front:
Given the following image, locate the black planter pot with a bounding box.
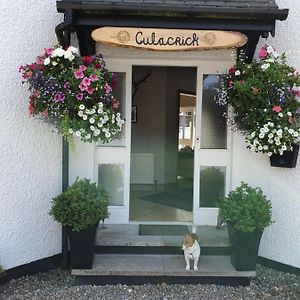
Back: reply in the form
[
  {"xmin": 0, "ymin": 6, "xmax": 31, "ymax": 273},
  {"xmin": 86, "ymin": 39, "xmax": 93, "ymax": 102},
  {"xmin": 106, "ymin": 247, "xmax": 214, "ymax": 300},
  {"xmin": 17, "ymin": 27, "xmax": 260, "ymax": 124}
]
[
  {"xmin": 227, "ymin": 223, "xmax": 263, "ymax": 271},
  {"xmin": 270, "ymin": 144, "xmax": 299, "ymax": 168},
  {"xmin": 67, "ymin": 223, "xmax": 98, "ymax": 269}
]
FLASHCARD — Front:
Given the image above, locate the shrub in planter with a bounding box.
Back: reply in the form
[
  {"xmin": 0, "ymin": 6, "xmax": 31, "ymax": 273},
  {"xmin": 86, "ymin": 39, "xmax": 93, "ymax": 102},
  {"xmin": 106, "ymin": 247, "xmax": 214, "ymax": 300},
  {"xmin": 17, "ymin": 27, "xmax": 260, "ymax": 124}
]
[
  {"xmin": 219, "ymin": 182, "xmax": 273, "ymax": 271},
  {"xmin": 49, "ymin": 178, "xmax": 109, "ymax": 269}
]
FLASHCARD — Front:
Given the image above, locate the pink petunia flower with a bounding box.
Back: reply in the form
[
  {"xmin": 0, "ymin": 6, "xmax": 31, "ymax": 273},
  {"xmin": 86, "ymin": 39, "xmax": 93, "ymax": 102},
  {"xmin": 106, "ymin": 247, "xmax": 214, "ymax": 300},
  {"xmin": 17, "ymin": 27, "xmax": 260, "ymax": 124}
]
[
  {"xmin": 258, "ymin": 47, "xmax": 268, "ymax": 59},
  {"xmin": 82, "ymin": 77, "xmax": 91, "ymax": 86},
  {"xmin": 292, "ymin": 89, "xmax": 300, "ymax": 97},
  {"xmin": 45, "ymin": 48, "xmax": 53, "ymax": 55},
  {"xmin": 76, "ymin": 93, "xmax": 84, "ymax": 101},
  {"xmin": 288, "ymin": 117, "xmax": 294, "ymax": 124},
  {"xmin": 89, "ymin": 74, "xmax": 98, "ymax": 82},
  {"xmin": 78, "ymin": 81, "xmax": 88, "ymax": 91},
  {"xmin": 104, "ymin": 83, "xmax": 112, "ymax": 94},
  {"xmin": 79, "ymin": 65, "xmax": 87, "ymax": 71},
  {"xmin": 87, "ymin": 86, "xmax": 94, "ymax": 95},
  {"xmin": 272, "ymin": 106, "xmax": 282, "ymax": 113},
  {"xmin": 74, "ymin": 69, "xmax": 84, "ymax": 79}
]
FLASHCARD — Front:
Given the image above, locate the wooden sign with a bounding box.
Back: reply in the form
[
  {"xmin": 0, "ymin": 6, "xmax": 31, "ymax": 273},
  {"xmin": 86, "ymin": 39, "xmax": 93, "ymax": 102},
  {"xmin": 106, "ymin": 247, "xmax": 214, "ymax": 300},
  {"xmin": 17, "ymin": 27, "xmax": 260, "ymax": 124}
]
[{"xmin": 91, "ymin": 27, "xmax": 247, "ymax": 51}]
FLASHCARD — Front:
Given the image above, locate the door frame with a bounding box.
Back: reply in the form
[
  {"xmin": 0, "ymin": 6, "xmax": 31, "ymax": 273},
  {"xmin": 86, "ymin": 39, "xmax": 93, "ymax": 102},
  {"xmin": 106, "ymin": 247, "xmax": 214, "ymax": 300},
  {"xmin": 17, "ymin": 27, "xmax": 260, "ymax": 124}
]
[{"xmin": 100, "ymin": 55, "xmax": 234, "ymax": 225}]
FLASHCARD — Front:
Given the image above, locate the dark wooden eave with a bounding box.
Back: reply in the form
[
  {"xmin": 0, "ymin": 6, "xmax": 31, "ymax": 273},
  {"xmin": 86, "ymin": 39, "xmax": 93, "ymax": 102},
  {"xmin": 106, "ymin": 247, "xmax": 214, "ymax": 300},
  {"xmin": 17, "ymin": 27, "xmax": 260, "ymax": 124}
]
[{"xmin": 55, "ymin": 0, "xmax": 289, "ymax": 59}]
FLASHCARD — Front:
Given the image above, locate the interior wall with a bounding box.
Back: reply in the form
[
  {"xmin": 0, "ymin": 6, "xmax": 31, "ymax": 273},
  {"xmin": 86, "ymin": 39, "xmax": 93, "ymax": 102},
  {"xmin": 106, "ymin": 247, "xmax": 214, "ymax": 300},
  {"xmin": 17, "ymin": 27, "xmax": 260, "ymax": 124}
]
[{"xmin": 131, "ymin": 66, "xmax": 167, "ymax": 184}]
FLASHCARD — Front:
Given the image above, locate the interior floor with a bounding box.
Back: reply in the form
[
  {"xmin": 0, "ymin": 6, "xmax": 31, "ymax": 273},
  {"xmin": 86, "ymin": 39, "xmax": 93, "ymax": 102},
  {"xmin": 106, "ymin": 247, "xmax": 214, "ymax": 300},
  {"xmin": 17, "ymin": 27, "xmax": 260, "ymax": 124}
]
[{"xmin": 129, "ymin": 187, "xmax": 193, "ymax": 222}]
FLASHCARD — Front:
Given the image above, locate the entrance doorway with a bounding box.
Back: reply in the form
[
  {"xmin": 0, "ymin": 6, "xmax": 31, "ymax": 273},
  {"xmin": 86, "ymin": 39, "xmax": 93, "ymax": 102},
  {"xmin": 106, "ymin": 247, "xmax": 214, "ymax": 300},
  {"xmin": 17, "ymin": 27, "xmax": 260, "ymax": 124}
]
[{"xmin": 129, "ymin": 66, "xmax": 196, "ymax": 222}]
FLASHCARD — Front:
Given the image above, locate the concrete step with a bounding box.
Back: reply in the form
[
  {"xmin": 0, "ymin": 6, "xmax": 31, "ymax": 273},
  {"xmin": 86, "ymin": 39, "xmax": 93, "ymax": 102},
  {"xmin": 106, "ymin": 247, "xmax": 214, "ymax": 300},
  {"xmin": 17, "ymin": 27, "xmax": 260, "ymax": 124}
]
[
  {"xmin": 72, "ymin": 254, "xmax": 255, "ymax": 285},
  {"xmin": 96, "ymin": 225, "xmax": 230, "ymax": 247}
]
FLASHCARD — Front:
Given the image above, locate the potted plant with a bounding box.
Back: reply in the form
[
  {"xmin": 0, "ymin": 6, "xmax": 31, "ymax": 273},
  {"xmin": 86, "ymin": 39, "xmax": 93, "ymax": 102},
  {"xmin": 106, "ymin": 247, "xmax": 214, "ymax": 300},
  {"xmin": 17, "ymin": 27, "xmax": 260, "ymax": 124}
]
[
  {"xmin": 20, "ymin": 46, "xmax": 124, "ymax": 148},
  {"xmin": 217, "ymin": 45, "xmax": 300, "ymax": 167},
  {"xmin": 49, "ymin": 178, "xmax": 109, "ymax": 269},
  {"xmin": 219, "ymin": 182, "xmax": 273, "ymax": 271}
]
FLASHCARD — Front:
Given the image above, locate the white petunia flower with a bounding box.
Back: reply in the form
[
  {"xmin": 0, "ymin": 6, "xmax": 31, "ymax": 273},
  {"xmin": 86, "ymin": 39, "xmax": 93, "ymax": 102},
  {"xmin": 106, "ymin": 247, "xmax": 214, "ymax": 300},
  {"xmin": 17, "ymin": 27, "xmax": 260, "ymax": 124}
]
[
  {"xmin": 78, "ymin": 111, "xmax": 84, "ymax": 117},
  {"xmin": 89, "ymin": 118, "xmax": 95, "ymax": 124},
  {"xmin": 105, "ymin": 132, "xmax": 111, "ymax": 138},
  {"xmin": 83, "ymin": 115, "xmax": 87, "ymax": 120},
  {"xmin": 67, "ymin": 46, "xmax": 79, "ymax": 54},
  {"xmin": 268, "ymin": 133, "xmax": 274, "ymax": 139},
  {"xmin": 288, "ymin": 128, "xmax": 294, "ymax": 134},
  {"xmin": 258, "ymin": 145, "xmax": 263, "ymax": 151},
  {"xmin": 44, "ymin": 57, "xmax": 50, "ymax": 65},
  {"xmin": 278, "ymin": 113, "xmax": 283, "ymax": 118},
  {"xmin": 235, "ymin": 70, "xmax": 241, "ymax": 76},
  {"xmin": 287, "ymin": 112, "xmax": 292, "ymax": 116},
  {"xmin": 259, "ymin": 133, "xmax": 265, "ymax": 139},
  {"xmin": 263, "ymin": 145, "xmax": 269, "ymax": 150},
  {"xmin": 52, "ymin": 61, "xmax": 58, "ymax": 66},
  {"xmin": 90, "ymin": 125, "xmax": 95, "ymax": 131},
  {"xmin": 75, "ymin": 131, "xmax": 81, "ymax": 137},
  {"xmin": 251, "ymin": 132, "xmax": 256, "ymax": 138},
  {"xmin": 79, "ymin": 104, "xmax": 85, "ymax": 110},
  {"xmin": 52, "ymin": 48, "xmax": 65, "ymax": 57},
  {"xmin": 294, "ymin": 132, "xmax": 299, "ymax": 137},
  {"xmin": 261, "ymin": 63, "xmax": 270, "ymax": 70}
]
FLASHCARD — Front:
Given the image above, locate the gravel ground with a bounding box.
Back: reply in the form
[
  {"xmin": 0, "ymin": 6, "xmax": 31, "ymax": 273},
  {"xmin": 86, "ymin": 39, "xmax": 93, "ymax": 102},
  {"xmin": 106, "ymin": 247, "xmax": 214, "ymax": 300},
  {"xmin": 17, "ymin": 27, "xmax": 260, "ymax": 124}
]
[{"xmin": 0, "ymin": 265, "xmax": 299, "ymax": 300}]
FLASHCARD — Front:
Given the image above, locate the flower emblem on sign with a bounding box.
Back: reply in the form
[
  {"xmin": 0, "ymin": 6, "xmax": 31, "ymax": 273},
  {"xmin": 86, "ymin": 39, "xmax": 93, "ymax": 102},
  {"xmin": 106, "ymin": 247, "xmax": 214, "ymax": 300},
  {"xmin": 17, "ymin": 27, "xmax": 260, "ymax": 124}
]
[{"xmin": 117, "ymin": 31, "xmax": 131, "ymax": 44}]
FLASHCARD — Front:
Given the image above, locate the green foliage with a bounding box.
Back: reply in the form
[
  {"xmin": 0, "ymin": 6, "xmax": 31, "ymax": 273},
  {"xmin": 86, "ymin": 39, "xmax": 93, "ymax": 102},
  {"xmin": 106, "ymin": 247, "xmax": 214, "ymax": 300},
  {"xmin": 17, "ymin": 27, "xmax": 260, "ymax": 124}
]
[
  {"xmin": 49, "ymin": 178, "xmax": 109, "ymax": 232},
  {"xmin": 0, "ymin": 265, "xmax": 5, "ymax": 278},
  {"xmin": 219, "ymin": 182, "xmax": 273, "ymax": 233}
]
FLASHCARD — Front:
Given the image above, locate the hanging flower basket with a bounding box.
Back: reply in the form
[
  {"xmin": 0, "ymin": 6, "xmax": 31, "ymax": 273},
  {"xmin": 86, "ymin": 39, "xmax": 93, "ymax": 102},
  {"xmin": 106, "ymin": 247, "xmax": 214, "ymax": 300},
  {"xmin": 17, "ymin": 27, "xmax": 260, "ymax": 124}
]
[
  {"xmin": 20, "ymin": 46, "xmax": 124, "ymax": 147},
  {"xmin": 216, "ymin": 45, "xmax": 300, "ymax": 167}
]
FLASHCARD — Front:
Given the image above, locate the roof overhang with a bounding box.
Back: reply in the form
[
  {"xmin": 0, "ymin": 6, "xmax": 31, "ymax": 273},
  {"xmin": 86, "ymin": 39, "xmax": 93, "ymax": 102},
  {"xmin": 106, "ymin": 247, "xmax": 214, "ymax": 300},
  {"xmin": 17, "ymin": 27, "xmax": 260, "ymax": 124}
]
[{"xmin": 55, "ymin": 0, "xmax": 289, "ymax": 58}]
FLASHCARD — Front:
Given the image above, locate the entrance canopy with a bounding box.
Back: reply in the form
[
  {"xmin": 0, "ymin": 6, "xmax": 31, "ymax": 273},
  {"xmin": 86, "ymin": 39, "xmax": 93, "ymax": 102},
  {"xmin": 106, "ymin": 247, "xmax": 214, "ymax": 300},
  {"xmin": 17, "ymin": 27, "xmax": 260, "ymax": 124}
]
[{"xmin": 56, "ymin": 0, "xmax": 288, "ymax": 57}]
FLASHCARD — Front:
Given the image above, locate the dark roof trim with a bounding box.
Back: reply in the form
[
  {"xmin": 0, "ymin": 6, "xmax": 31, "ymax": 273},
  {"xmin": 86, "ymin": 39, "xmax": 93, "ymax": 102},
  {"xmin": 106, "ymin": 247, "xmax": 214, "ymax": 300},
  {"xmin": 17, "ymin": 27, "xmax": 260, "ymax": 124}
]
[{"xmin": 57, "ymin": 1, "xmax": 288, "ymax": 21}]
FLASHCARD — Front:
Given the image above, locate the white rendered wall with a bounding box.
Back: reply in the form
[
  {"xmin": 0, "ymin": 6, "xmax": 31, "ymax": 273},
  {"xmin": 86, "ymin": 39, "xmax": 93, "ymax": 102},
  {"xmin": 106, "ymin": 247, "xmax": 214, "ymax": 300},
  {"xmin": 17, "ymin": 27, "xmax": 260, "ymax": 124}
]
[
  {"xmin": 233, "ymin": 0, "xmax": 300, "ymax": 268},
  {"xmin": 0, "ymin": 1, "xmax": 62, "ymax": 269}
]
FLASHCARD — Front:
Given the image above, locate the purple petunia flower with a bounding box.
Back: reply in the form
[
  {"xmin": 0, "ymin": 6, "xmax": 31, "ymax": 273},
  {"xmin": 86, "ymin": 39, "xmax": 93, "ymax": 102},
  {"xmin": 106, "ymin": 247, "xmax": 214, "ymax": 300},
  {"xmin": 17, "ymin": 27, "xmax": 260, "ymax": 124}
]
[{"xmin": 53, "ymin": 92, "xmax": 65, "ymax": 102}]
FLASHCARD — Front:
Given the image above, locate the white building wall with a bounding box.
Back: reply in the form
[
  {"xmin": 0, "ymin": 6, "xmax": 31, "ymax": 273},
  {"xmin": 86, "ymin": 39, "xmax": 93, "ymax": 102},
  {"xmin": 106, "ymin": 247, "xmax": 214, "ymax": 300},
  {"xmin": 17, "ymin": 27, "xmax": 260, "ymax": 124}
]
[
  {"xmin": 0, "ymin": 1, "xmax": 62, "ymax": 269},
  {"xmin": 233, "ymin": 0, "xmax": 300, "ymax": 268}
]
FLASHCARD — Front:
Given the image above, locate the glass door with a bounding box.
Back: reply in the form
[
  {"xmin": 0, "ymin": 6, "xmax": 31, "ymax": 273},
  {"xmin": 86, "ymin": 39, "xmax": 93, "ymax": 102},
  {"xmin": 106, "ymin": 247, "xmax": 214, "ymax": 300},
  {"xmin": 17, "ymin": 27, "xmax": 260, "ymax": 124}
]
[
  {"xmin": 95, "ymin": 62, "xmax": 132, "ymax": 223},
  {"xmin": 193, "ymin": 62, "xmax": 232, "ymax": 225}
]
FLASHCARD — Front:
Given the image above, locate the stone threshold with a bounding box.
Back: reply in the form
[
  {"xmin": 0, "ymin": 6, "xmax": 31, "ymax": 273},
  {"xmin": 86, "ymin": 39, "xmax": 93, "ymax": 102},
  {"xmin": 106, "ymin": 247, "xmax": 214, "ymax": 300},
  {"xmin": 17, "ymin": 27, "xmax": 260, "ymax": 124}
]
[{"xmin": 72, "ymin": 254, "xmax": 256, "ymax": 278}]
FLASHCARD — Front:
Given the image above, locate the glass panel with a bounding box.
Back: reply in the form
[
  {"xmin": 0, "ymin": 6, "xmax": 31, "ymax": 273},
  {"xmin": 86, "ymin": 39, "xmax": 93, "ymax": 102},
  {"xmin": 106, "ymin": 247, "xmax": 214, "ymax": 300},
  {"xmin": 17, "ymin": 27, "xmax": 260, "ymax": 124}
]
[
  {"xmin": 201, "ymin": 74, "xmax": 227, "ymax": 149},
  {"xmin": 130, "ymin": 66, "xmax": 196, "ymax": 222},
  {"xmin": 98, "ymin": 164, "xmax": 124, "ymax": 206},
  {"xmin": 199, "ymin": 166, "xmax": 226, "ymax": 207},
  {"xmin": 97, "ymin": 72, "xmax": 126, "ymax": 147}
]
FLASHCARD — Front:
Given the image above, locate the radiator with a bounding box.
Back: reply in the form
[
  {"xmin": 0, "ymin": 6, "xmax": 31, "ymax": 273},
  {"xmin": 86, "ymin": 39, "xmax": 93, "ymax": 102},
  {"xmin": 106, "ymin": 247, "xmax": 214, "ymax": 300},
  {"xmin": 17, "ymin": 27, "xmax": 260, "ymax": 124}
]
[{"xmin": 130, "ymin": 153, "xmax": 155, "ymax": 184}]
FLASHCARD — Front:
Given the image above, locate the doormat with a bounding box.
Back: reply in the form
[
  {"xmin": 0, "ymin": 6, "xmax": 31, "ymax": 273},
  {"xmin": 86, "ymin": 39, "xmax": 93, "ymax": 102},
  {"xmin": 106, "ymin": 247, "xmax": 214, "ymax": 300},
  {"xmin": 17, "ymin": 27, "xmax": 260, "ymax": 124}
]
[
  {"xmin": 139, "ymin": 225, "xmax": 189, "ymax": 236},
  {"xmin": 139, "ymin": 188, "xmax": 193, "ymax": 212}
]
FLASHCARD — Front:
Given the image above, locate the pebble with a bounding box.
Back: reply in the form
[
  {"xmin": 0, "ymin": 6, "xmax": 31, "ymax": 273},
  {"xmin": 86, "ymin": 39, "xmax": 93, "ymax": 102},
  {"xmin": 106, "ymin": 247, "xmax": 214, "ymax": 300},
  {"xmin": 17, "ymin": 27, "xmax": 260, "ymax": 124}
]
[{"xmin": 0, "ymin": 265, "xmax": 299, "ymax": 299}]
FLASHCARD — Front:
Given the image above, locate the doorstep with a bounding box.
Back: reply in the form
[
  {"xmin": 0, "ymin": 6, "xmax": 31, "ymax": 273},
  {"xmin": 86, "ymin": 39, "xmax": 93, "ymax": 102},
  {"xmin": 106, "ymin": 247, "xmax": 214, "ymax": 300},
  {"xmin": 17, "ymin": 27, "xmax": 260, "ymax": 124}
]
[
  {"xmin": 72, "ymin": 254, "xmax": 255, "ymax": 285},
  {"xmin": 95, "ymin": 224, "xmax": 230, "ymax": 247}
]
